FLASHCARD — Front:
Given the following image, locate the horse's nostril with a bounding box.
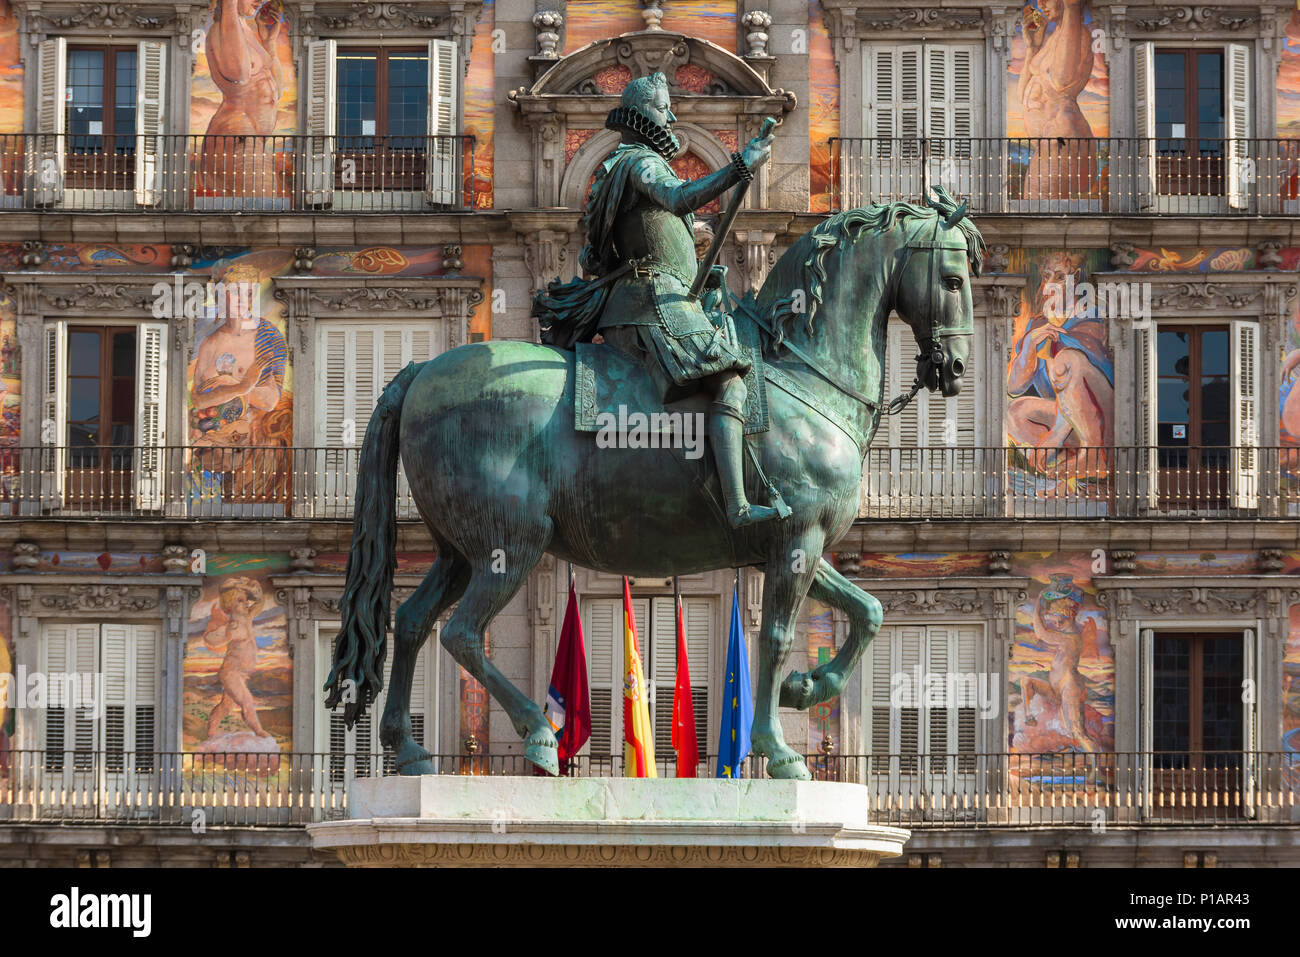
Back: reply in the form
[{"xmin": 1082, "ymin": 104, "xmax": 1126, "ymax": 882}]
[{"xmin": 951, "ymin": 358, "xmax": 965, "ymax": 377}]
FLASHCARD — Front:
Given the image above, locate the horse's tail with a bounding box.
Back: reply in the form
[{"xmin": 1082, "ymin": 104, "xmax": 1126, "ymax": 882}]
[{"xmin": 324, "ymin": 360, "xmax": 423, "ymax": 726}]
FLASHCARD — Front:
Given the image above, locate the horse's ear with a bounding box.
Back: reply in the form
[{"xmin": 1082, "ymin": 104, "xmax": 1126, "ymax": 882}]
[{"xmin": 944, "ymin": 200, "xmax": 968, "ymax": 228}]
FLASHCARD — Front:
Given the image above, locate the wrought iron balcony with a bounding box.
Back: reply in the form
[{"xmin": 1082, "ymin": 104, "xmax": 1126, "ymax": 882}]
[
  {"xmin": 0, "ymin": 445, "xmax": 1290, "ymax": 521},
  {"xmin": 0, "ymin": 133, "xmax": 477, "ymax": 212},
  {"xmin": 1, "ymin": 750, "xmax": 1295, "ymax": 827},
  {"xmin": 830, "ymin": 137, "xmax": 1300, "ymax": 215}
]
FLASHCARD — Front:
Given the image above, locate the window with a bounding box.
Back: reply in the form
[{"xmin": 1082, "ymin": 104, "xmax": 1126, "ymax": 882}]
[
  {"xmin": 32, "ymin": 37, "xmax": 167, "ymax": 206},
  {"xmin": 861, "ymin": 44, "xmax": 980, "ymax": 203},
  {"xmin": 40, "ymin": 623, "xmax": 159, "ymax": 780},
  {"xmin": 1141, "ymin": 628, "xmax": 1257, "ymax": 820},
  {"xmin": 1136, "ymin": 320, "xmax": 1257, "ymax": 511},
  {"xmin": 316, "ymin": 624, "xmax": 436, "ymax": 782},
  {"xmin": 867, "ymin": 624, "xmax": 980, "ymax": 772},
  {"xmin": 864, "ymin": 319, "xmax": 979, "ymax": 515},
  {"xmin": 304, "ymin": 39, "xmax": 460, "ymax": 208},
  {"xmin": 1135, "ymin": 43, "xmax": 1250, "ymax": 208},
  {"xmin": 42, "ymin": 321, "xmax": 167, "ymax": 511},
  {"xmin": 314, "ymin": 322, "xmax": 440, "ymax": 517},
  {"xmin": 582, "ymin": 595, "xmax": 712, "ymax": 773}
]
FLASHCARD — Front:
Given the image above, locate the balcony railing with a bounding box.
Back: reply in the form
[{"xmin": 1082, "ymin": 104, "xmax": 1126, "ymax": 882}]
[
  {"xmin": 1, "ymin": 750, "xmax": 1296, "ymax": 827},
  {"xmin": 2, "ymin": 444, "xmax": 1288, "ymax": 521},
  {"xmin": 0, "ymin": 133, "xmax": 477, "ymax": 212},
  {"xmin": 830, "ymin": 136, "xmax": 1300, "ymax": 215}
]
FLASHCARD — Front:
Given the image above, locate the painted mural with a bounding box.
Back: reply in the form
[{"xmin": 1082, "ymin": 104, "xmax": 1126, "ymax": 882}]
[
  {"xmin": 1008, "ymin": 552, "xmax": 1114, "ymax": 763},
  {"xmin": 183, "ymin": 553, "xmax": 292, "ymax": 759},
  {"xmin": 191, "ymin": 0, "xmax": 297, "ymax": 200},
  {"xmin": 0, "ymin": 284, "xmax": 18, "ymax": 510},
  {"xmin": 1005, "ymin": 248, "xmax": 1115, "ymax": 505},
  {"xmin": 465, "ymin": 0, "xmax": 495, "ymax": 209},
  {"xmin": 187, "ymin": 249, "xmax": 295, "ymax": 509},
  {"xmin": 0, "ymin": 0, "xmax": 20, "ymax": 203},
  {"xmin": 808, "ymin": 0, "xmax": 838, "ymax": 214},
  {"xmin": 1277, "ymin": 10, "xmax": 1300, "ymax": 139},
  {"xmin": 1006, "ymin": 2, "xmax": 1108, "ymax": 203},
  {"xmin": 564, "ymin": 0, "xmax": 737, "ymax": 53},
  {"xmin": 0, "ymin": 594, "xmax": 12, "ymax": 780},
  {"xmin": 856, "ymin": 552, "xmax": 988, "ymax": 578},
  {"xmin": 32, "ymin": 551, "xmax": 165, "ymax": 574}
]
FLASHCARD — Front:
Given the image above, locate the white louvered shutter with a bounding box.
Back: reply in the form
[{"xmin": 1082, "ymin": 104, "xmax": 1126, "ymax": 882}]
[
  {"xmin": 1230, "ymin": 319, "xmax": 1259, "ymax": 509},
  {"xmin": 33, "ymin": 37, "xmax": 66, "ymax": 206},
  {"xmin": 426, "ymin": 39, "xmax": 460, "ymax": 205},
  {"xmin": 924, "ymin": 625, "xmax": 979, "ymax": 772},
  {"xmin": 925, "ymin": 45, "xmax": 979, "ymax": 197},
  {"xmin": 876, "ymin": 321, "xmax": 922, "ymax": 511},
  {"xmin": 1135, "ymin": 325, "xmax": 1159, "ymax": 509},
  {"xmin": 134, "ymin": 322, "xmax": 167, "ymax": 511},
  {"xmin": 134, "ymin": 40, "xmax": 167, "ymax": 206},
  {"xmin": 304, "ymin": 39, "xmax": 337, "ymax": 206},
  {"xmin": 682, "ymin": 596, "xmax": 712, "ymax": 767},
  {"xmin": 103, "ymin": 624, "xmax": 159, "ymax": 778},
  {"xmin": 583, "ymin": 598, "xmax": 619, "ymax": 761},
  {"xmin": 1139, "ymin": 628, "xmax": 1154, "ymax": 818},
  {"xmin": 1242, "ymin": 627, "xmax": 1258, "ymax": 818},
  {"xmin": 1225, "ymin": 43, "xmax": 1252, "ymax": 210},
  {"xmin": 650, "ymin": 598, "xmax": 677, "ymax": 762},
  {"xmin": 896, "ymin": 626, "xmax": 923, "ymax": 772},
  {"xmin": 864, "ymin": 44, "xmax": 921, "ymax": 202},
  {"xmin": 40, "ymin": 623, "xmax": 99, "ymax": 781},
  {"xmin": 1133, "ymin": 42, "xmax": 1155, "ymax": 209},
  {"xmin": 41, "ymin": 321, "xmax": 67, "ymax": 507}
]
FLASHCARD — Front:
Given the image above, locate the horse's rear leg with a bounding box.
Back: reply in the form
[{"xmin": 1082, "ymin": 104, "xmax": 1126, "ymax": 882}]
[
  {"xmin": 440, "ymin": 548, "xmax": 558, "ymax": 775},
  {"xmin": 383, "ymin": 554, "xmax": 470, "ymax": 775}
]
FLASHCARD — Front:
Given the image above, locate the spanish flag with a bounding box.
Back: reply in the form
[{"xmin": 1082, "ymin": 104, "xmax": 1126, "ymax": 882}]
[{"xmin": 621, "ymin": 577, "xmax": 657, "ymax": 777}]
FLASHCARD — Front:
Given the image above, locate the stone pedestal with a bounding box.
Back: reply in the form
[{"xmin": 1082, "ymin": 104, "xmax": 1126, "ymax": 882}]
[{"xmin": 308, "ymin": 776, "xmax": 909, "ymax": 867}]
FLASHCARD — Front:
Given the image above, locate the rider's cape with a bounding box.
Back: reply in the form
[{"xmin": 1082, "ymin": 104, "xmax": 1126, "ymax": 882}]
[{"xmin": 533, "ymin": 144, "xmax": 645, "ymax": 349}]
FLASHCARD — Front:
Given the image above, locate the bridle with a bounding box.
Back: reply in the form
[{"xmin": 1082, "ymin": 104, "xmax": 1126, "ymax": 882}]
[{"xmin": 884, "ymin": 202, "xmax": 975, "ymax": 416}]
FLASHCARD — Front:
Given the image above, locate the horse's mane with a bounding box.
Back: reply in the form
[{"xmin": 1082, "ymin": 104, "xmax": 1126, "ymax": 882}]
[{"xmin": 757, "ymin": 186, "xmax": 987, "ymax": 351}]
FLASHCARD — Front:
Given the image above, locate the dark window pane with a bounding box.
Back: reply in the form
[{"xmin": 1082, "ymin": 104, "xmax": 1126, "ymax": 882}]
[
  {"xmin": 1200, "ymin": 635, "xmax": 1242, "ymax": 753},
  {"xmin": 1200, "ymin": 330, "xmax": 1228, "ymax": 375},
  {"xmin": 1157, "ymin": 380, "xmax": 1190, "ymax": 423},
  {"xmin": 1153, "ymin": 635, "xmax": 1190, "ymax": 755},
  {"xmin": 67, "ymin": 377, "xmax": 100, "ymax": 423},
  {"xmin": 68, "ymin": 331, "xmax": 101, "ymax": 376},
  {"xmin": 387, "ymin": 54, "xmax": 428, "ymax": 141},
  {"xmin": 110, "ymin": 377, "xmax": 134, "ymax": 423},
  {"xmin": 1201, "ymin": 421, "xmax": 1230, "ymax": 447},
  {"xmin": 112, "ymin": 330, "xmax": 136, "ymax": 377},
  {"xmin": 67, "ymin": 421, "xmax": 98, "ymax": 448},
  {"xmin": 1157, "ymin": 330, "xmax": 1189, "ymax": 376},
  {"xmin": 337, "ymin": 53, "xmax": 377, "ymax": 139},
  {"xmin": 1201, "ymin": 378, "xmax": 1230, "ymax": 425}
]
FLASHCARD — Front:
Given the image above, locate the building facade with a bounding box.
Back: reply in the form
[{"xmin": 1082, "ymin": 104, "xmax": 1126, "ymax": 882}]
[{"xmin": 0, "ymin": 0, "xmax": 1298, "ymax": 867}]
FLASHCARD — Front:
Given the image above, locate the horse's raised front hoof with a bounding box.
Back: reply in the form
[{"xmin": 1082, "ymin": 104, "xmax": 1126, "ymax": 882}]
[
  {"xmin": 766, "ymin": 751, "xmax": 812, "ymax": 781},
  {"xmin": 779, "ymin": 670, "xmax": 815, "ymax": 710},
  {"xmin": 524, "ymin": 743, "xmax": 559, "ymax": 776}
]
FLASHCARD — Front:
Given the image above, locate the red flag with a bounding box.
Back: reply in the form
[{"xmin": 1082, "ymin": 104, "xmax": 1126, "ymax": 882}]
[
  {"xmin": 543, "ymin": 582, "xmax": 591, "ymax": 773},
  {"xmin": 671, "ymin": 595, "xmax": 699, "ymax": 778}
]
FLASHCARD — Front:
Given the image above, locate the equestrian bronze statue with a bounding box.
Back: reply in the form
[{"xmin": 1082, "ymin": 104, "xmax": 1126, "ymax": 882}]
[{"xmin": 326, "ymin": 72, "xmax": 985, "ymax": 780}]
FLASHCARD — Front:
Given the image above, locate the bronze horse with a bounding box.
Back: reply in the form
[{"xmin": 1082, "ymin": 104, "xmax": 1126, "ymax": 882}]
[{"xmin": 326, "ymin": 188, "xmax": 985, "ymax": 779}]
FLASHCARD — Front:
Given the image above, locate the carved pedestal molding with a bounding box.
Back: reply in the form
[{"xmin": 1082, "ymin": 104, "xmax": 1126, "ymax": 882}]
[
  {"xmin": 532, "ymin": 10, "xmax": 563, "ymax": 58},
  {"xmin": 10, "ymin": 542, "xmax": 39, "ymax": 570},
  {"xmin": 161, "ymin": 544, "xmax": 190, "ymax": 574},
  {"xmin": 1109, "ymin": 549, "xmax": 1137, "ymax": 574}
]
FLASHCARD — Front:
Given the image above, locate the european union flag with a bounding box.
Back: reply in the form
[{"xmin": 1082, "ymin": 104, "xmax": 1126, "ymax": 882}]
[{"xmin": 715, "ymin": 581, "xmax": 753, "ymax": 778}]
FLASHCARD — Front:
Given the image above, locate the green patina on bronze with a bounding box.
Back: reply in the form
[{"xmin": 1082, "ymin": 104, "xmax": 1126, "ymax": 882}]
[{"xmin": 323, "ymin": 182, "xmax": 985, "ymax": 780}]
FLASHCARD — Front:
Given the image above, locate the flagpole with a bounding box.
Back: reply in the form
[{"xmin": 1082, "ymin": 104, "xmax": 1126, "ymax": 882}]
[{"xmin": 673, "ymin": 575, "xmax": 681, "ymax": 666}]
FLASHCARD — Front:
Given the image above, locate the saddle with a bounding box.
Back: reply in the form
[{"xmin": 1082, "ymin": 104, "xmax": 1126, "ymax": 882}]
[{"xmin": 573, "ymin": 307, "xmax": 770, "ymax": 438}]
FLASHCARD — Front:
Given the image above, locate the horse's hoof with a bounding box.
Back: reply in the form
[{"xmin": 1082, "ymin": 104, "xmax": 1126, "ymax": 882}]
[
  {"xmin": 767, "ymin": 753, "xmax": 812, "ymax": 781},
  {"xmin": 779, "ymin": 670, "xmax": 814, "ymax": 710},
  {"xmin": 524, "ymin": 743, "xmax": 559, "ymax": 776}
]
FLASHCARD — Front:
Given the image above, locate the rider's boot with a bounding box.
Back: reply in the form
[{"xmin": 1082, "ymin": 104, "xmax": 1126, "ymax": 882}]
[{"xmin": 710, "ymin": 400, "xmax": 780, "ymax": 528}]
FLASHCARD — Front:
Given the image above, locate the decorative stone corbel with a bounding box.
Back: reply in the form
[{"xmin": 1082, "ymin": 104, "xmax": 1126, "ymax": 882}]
[
  {"xmin": 290, "ymin": 547, "xmax": 317, "ymax": 574},
  {"xmin": 732, "ymin": 228, "xmax": 777, "ymax": 295},
  {"xmin": 521, "ymin": 230, "xmax": 572, "ymax": 296},
  {"xmin": 19, "ymin": 241, "xmax": 45, "ymax": 269},
  {"xmin": 984, "ymin": 244, "xmax": 1010, "ymax": 275},
  {"xmin": 1109, "ymin": 549, "xmax": 1137, "ymax": 574},
  {"xmin": 292, "ymin": 247, "xmax": 316, "ymax": 274},
  {"xmin": 1109, "ymin": 242, "xmax": 1138, "ymax": 269},
  {"xmin": 10, "ymin": 541, "xmax": 39, "ymax": 570},
  {"xmin": 1256, "ymin": 241, "xmax": 1283, "ymax": 270},
  {"xmin": 161, "ymin": 544, "xmax": 190, "ymax": 574},
  {"xmin": 1258, "ymin": 549, "xmax": 1285, "ymax": 573},
  {"xmin": 834, "ymin": 552, "xmax": 861, "ymax": 576},
  {"xmin": 441, "ymin": 245, "xmax": 464, "ymax": 275},
  {"xmin": 987, "ymin": 550, "xmax": 1011, "ymax": 575}
]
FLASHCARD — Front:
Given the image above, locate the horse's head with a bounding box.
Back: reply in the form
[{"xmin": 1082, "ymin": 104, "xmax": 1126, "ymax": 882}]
[{"xmin": 889, "ymin": 186, "xmax": 985, "ymax": 399}]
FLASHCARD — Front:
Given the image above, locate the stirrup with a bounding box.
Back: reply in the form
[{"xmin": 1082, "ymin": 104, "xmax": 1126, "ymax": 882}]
[{"xmin": 728, "ymin": 501, "xmax": 781, "ymax": 528}]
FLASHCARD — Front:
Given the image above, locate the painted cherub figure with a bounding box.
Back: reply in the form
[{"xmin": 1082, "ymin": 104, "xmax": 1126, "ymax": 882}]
[{"xmin": 202, "ymin": 576, "xmax": 271, "ymax": 740}]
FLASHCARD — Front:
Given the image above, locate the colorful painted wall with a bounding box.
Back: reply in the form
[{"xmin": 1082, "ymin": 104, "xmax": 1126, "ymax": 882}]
[
  {"xmin": 564, "ymin": 0, "xmax": 736, "ymax": 53},
  {"xmin": 808, "ymin": 0, "xmax": 838, "ymax": 214}
]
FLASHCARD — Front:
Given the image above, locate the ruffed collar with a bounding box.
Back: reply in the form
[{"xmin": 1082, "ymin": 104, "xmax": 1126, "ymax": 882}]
[{"xmin": 604, "ymin": 106, "xmax": 681, "ymax": 160}]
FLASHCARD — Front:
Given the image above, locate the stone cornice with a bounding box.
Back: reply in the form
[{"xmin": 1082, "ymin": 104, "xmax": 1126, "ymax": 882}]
[
  {"xmin": 296, "ymin": 0, "xmax": 484, "ymax": 62},
  {"xmin": 12, "ymin": 1, "xmax": 180, "ymax": 41}
]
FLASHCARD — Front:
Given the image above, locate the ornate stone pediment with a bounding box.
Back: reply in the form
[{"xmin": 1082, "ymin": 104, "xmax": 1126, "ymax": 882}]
[
  {"xmin": 298, "ymin": 1, "xmax": 483, "ymax": 59},
  {"xmin": 12, "ymin": 1, "xmax": 178, "ymax": 39},
  {"xmin": 1095, "ymin": 579, "xmax": 1300, "ymax": 624},
  {"xmin": 1128, "ymin": 6, "xmax": 1261, "ymax": 34}
]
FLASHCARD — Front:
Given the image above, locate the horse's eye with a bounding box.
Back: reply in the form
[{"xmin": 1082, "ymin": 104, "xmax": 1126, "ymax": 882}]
[{"xmin": 943, "ymin": 276, "xmax": 964, "ymax": 291}]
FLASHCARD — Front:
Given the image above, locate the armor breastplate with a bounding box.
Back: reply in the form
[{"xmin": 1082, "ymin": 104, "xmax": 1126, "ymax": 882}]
[{"xmin": 613, "ymin": 199, "xmax": 698, "ymax": 285}]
